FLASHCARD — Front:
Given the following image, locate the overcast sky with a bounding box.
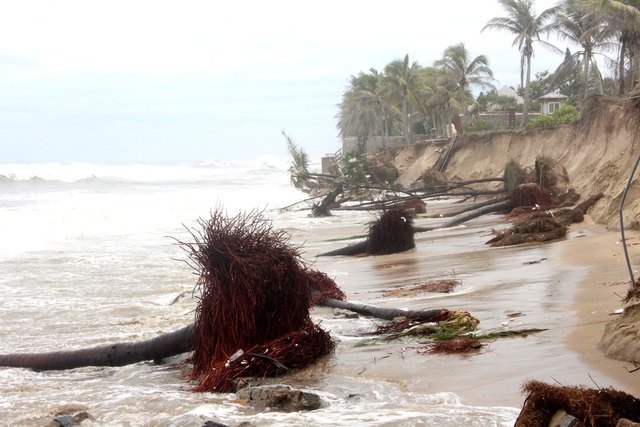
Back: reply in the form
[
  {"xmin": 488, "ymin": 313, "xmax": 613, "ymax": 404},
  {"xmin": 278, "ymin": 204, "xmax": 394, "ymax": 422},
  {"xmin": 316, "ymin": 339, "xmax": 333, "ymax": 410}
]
[{"xmin": 1, "ymin": 0, "xmax": 566, "ymax": 164}]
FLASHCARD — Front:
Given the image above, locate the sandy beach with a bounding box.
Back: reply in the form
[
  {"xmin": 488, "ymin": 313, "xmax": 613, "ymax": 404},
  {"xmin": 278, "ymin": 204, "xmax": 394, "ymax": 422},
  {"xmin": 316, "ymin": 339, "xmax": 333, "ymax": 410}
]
[{"xmin": 297, "ymin": 205, "xmax": 640, "ymax": 411}]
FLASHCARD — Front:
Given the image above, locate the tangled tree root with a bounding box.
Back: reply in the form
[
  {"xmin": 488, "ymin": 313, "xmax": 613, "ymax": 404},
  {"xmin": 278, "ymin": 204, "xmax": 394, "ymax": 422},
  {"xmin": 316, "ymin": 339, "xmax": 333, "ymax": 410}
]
[
  {"xmin": 486, "ymin": 213, "xmax": 568, "ymax": 247},
  {"xmin": 515, "ymin": 380, "xmax": 640, "ymax": 427},
  {"xmin": 366, "ymin": 207, "xmax": 415, "ymax": 255},
  {"xmin": 181, "ymin": 208, "xmax": 337, "ymax": 392},
  {"xmin": 318, "ymin": 207, "xmax": 415, "ymax": 256}
]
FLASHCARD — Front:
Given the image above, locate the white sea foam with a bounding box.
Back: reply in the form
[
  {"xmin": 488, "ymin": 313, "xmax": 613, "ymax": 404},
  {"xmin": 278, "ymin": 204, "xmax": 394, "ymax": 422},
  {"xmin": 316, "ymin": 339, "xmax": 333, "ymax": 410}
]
[{"xmin": 0, "ymin": 161, "xmax": 520, "ymax": 426}]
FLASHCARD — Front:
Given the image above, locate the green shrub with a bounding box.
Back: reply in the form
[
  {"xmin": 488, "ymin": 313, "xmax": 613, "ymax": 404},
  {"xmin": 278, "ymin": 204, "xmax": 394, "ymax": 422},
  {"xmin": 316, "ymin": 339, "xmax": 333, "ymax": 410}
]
[{"xmin": 525, "ymin": 105, "xmax": 580, "ymax": 130}]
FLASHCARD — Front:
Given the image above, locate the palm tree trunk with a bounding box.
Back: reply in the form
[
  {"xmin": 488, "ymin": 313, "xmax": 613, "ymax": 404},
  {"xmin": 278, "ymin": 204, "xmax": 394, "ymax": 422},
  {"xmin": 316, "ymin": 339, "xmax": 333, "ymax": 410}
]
[
  {"xmin": 582, "ymin": 51, "xmax": 591, "ymax": 99},
  {"xmin": 318, "ymin": 298, "xmax": 450, "ymax": 322},
  {"xmin": 521, "ymin": 53, "xmax": 532, "ymax": 127},
  {"xmin": 438, "ymin": 199, "xmax": 514, "ymax": 229},
  {"xmin": 0, "ymin": 294, "xmax": 454, "ymax": 371},
  {"xmin": 0, "ymin": 325, "xmax": 195, "ymax": 370},
  {"xmin": 402, "ymin": 93, "xmax": 409, "ymax": 143},
  {"xmin": 620, "ymin": 37, "xmax": 627, "ymax": 95}
]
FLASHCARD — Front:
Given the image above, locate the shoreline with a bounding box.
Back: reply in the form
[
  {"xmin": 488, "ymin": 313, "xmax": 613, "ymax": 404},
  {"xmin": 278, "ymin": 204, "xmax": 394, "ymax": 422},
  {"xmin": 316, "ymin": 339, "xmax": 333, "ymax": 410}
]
[
  {"xmin": 563, "ymin": 221, "xmax": 640, "ymax": 397},
  {"xmin": 305, "ymin": 209, "xmax": 640, "ymax": 411}
]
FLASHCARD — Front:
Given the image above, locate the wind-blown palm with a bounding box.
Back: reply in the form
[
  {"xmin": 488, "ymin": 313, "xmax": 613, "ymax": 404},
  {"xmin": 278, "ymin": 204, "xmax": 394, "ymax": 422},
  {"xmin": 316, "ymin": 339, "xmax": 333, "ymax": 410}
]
[
  {"xmin": 434, "ymin": 43, "xmax": 496, "ymax": 113},
  {"xmin": 483, "ymin": 0, "xmax": 559, "ymax": 126},
  {"xmin": 584, "ymin": 0, "xmax": 640, "ymax": 93},
  {"xmin": 420, "ymin": 67, "xmax": 458, "ymax": 138},
  {"xmin": 553, "ymin": 0, "xmax": 616, "ymax": 98},
  {"xmin": 336, "ymin": 69, "xmax": 398, "ymax": 142},
  {"xmin": 383, "ymin": 54, "xmax": 424, "ymax": 144}
]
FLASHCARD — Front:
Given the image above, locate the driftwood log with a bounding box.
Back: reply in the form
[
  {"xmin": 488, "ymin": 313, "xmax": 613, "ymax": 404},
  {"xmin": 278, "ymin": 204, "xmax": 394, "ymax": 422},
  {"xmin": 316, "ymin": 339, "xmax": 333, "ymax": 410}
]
[
  {"xmin": 311, "ymin": 184, "xmax": 343, "ymax": 217},
  {"xmin": 0, "ymin": 298, "xmax": 449, "ymax": 371},
  {"xmin": 0, "ymin": 325, "xmax": 195, "ymax": 370}
]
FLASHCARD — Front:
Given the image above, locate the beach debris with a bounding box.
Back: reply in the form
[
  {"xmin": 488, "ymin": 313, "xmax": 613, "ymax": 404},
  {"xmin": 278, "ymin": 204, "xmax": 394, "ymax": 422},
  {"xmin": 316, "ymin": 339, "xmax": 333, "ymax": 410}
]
[
  {"xmin": 523, "ymin": 258, "xmax": 548, "ymax": 265},
  {"xmin": 503, "ymin": 159, "xmax": 528, "ymax": 191},
  {"xmin": 530, "ymin": 156, "xmax": 572, "ymax": 204},
  {"xmin": 311, "ymin": 183, "xmax": 343, "ymax": 217},
  {"xmin": 485, "ymin": 194, "xmax": 604, "ymax": 247},
  {"xmin": 424, "ymin": 338, "xmax": 483, "ymax": 354},
  {"xmin": 419, "ymin": 183, "xmax": 554, "ymax": 232},
  {"xmin": 236, "ymin": 385, "xmax": 323, "ymax": 412},
  {"xmin": 0, "ymin": 324, "xmax": 196, "ymax": 371},
  {"xmin": 0, "ymin": 208, "xmax": 450, "ymax": 386},
  {"xmin": 318, "ymin": 207, "xmax": 415, "ymax": 256},
  {"xmin": 180, "ymin": 208, "xmax": 335, "ymax": 392},
  {"xmin": 514, "ymin": 380, "xmax": 640, "ymax": 427},
  {"xmin": 318, "ymin": 298, "xmax": 450, "ymax": 322},
  {"xmin": 382, "ymin": 279, "xmax": 462, "ymax": 297},
  {"xmin": 485, "ymin": 213, "xmax": 568, "ymax": 247}
]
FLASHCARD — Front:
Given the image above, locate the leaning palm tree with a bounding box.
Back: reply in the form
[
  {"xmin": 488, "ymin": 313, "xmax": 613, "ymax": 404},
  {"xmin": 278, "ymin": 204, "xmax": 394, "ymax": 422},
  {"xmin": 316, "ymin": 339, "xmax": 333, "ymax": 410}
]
[
  {"xmin": 553, "ymin": 0, "xmax": 617, "ymax": 99},
  {"xmin": 382, "ymin": 54, "xmax": 424, "ymax": 144},
  {"xmin": 336, "ymin": 69, "xmax": 400, "ymax": 149},
  {"xmin": 434, "ymin": 43, "xmax": 497, "ymax": 113},
  {"xmin": 584, "ymin": 0, "xmax": 640, "ymax": 93},
  {"xmin": 420, "ymin": 67, "xmax": 458, "ymax": 138},
  {"xmin": 483, "ymin": 0, "xmax": 560, "ymax": 126}
]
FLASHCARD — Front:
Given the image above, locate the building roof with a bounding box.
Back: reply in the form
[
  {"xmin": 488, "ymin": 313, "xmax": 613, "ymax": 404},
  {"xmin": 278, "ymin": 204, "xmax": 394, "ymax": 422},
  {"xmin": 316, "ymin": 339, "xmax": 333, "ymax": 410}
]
[
  {"xmin": 497, "ymin": 85, "xmax": 524, "ymax": 104},
  {"xmin": 537, "ymin": 92, "xmax": 568, "ymax": 101}
]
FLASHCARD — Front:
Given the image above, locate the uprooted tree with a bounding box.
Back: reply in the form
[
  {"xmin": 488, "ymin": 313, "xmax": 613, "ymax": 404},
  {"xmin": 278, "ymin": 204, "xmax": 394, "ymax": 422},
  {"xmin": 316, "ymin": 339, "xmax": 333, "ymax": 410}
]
[{"xmin": 0, "ymin": 207, "xmax": 450, "ymax": 391}]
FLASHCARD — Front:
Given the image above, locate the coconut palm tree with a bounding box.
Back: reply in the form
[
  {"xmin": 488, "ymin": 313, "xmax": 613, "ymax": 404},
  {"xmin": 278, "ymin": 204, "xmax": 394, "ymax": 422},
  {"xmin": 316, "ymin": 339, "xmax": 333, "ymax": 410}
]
[
  {"xmin": 584, "ymin": 0, "xmax": 640, "ymax": 93},
  {"xmin": 336, "ymin": 68, "xmax": 399, "ymax": 146},
  {"xmin": 434, "ymin": 43, "xmax": 497, "ymax": 113},
  {"xmin": 382, "ymin": 54, "xmax": 424, "ymax": 144},
  {"xmin": 482, "ymin": 0, "xmax": 559, "ymax": 126},
  {"xmin": 420, "ymin": 67, "xmax": 458, "ymax": 138},
  {"xmin": 553, "ymin": 0, "xmax": 616, "ymax": 98}
]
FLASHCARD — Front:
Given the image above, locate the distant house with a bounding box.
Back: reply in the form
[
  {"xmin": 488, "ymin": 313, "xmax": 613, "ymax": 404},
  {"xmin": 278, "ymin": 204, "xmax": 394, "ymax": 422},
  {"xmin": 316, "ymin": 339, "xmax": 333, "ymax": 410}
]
[
  {"xmin": 537, "ymin": 92, "xmax": 568, "ymax": 115},
  {"xmin": 497, "ymin": 85, "xmax": 524, "ymax": 105}
]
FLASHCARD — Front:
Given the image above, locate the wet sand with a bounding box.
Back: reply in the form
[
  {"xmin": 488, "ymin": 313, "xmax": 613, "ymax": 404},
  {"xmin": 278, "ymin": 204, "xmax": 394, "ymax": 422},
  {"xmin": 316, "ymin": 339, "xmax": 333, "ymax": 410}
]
[{"xmin": 298, "ymin": 206, "xmax": 640, "ymax": 410}]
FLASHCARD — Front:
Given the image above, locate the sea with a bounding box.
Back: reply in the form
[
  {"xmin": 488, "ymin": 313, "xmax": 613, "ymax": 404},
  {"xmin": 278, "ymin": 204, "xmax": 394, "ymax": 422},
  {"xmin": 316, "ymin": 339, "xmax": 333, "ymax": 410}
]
[{"xmin": 0, "ymin": 160, "xmax": 522, "ymax": 426}]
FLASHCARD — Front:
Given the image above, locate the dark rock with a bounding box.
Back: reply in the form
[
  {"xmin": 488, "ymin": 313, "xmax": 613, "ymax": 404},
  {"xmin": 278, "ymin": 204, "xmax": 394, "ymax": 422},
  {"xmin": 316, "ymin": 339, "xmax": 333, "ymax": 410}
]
[
  {"xmin": 236, "ymin": 385, "xmax": 323, "ymax": 412},
  {"xmin": 50, "ymin": 415, "xmax": 79, "ymax": 427},
  {"xmin": 548, "ymin": 410, "xmax": 583, "ymax": 427}
]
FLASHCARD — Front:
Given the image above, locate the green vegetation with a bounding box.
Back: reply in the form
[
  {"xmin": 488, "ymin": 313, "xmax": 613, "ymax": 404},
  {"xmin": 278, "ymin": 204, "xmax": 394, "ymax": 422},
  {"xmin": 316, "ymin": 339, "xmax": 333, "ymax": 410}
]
[
  {"xmin": 289, "ymin": 0, "xmax": 640, "ymax": 192},
  {"xmin": 334, "ymin": 0, "xmax": 639, "ymax": 143},
  {"xmin": 283, "ymin": 130, "xmax": 310, "ymax": 191},
  {"xmin": 525, "ymin": 104, "xmax": 581, "ymax": 129}
]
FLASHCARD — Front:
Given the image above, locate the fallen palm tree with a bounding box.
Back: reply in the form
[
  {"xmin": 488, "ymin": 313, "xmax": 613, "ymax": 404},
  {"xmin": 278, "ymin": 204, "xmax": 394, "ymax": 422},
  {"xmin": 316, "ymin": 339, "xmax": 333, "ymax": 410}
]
[
  {"xmin": 0, "ymin": 208, "xmax": 450, "ymax": 384},
  {"xmin": 414, "ymin": 183, "xmax": 554, "ymax": 233},
  {"xmin": 485, "ymin": 194, "xmax": 604, "ymax": 247},
  {"xmin": 182, "ymin": 208, "xmax": 335, "ymax": 392},
  {"xmin": 0, "ymin": 325, "xmax": 196, "ymax": 371},
  {"xmin": 318, "ymin": 207, "xmax": 415, "ymax": 256}
]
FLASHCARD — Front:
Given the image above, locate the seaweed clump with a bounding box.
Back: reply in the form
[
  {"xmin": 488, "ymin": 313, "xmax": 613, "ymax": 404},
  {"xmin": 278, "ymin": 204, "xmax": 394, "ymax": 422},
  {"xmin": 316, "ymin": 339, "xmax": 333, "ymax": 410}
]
[{"xmin": 181, "ymin": 208, "xmax": 338, "ymax": 392}]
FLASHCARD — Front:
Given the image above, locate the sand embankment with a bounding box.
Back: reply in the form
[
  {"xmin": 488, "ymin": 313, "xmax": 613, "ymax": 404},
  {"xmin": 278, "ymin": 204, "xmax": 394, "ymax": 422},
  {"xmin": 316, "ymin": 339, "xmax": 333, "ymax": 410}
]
[
  {"xmin": 392, "ymin": 96, "xmax": 640, "ymax": 230},
  {"xmin": 381, "ymin": 95, "xmax": 640, "ymax": 404}
]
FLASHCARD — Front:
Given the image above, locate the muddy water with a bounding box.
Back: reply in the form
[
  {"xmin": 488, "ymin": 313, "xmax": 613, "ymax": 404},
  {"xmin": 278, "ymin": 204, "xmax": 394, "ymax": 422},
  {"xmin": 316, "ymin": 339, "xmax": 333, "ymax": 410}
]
[
  {"xmin": 2, "ymin": 193, "xmax": 638, "ymax": 426},
  {"xmin": 302, "ymin": 210, "xmax": 639, "ymax": 410}
]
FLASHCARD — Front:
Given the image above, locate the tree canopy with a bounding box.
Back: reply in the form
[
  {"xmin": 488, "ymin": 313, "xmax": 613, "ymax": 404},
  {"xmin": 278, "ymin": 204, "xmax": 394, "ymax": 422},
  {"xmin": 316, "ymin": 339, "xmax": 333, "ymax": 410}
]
[{"xmin": 335, "ymin": 0, "xmax": 640, "ymax": 140}]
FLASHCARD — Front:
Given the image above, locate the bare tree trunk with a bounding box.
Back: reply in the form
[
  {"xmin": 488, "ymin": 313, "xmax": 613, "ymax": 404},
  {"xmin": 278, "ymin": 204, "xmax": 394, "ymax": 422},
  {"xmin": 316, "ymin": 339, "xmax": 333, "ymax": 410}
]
[
  {"xmin": 438, "ymin": 199, "xmax": 514, "ymax": 229},
  {"xmin": 0, "ymin": 325, "xmax": 194, "ymax": 371},
  {"xmin": 318, "ymin": 298, "xmax": 450, "ymax": 322},
  {"xmin": 0, "ymin": 295, "xmax": 453, "ymax": 371},
  {"xmin": 311, "ymin": 184, "xmax": 343, "ymax": 217},
  {"xmin": 411, "ymin": 198, "xmax": 514, "ymax": 233},
  {"xmin": 521, "ymin": 52, "xmax": 532, "ymax": 127}
]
